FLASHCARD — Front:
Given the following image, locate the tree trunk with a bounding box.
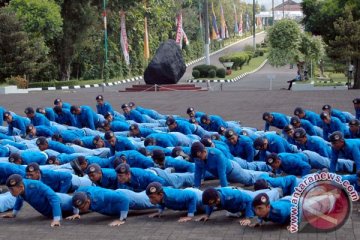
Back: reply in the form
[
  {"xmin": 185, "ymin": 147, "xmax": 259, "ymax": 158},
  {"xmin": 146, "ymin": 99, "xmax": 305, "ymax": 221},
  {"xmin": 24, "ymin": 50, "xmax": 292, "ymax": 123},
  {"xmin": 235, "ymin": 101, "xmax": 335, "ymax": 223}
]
[{"xmin": 353, "ymin": 58, "xmax": 360, "ymax": 89}]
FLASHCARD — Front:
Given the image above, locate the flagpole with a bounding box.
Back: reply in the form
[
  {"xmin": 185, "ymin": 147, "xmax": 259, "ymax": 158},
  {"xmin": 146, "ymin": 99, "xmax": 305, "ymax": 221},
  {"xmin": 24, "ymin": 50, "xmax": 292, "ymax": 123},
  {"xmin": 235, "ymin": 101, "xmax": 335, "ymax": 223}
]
[
  {"xmin": 103, "ymin": 0, "xmax": 108, "ymax": 82},
  {"xmin": 204, "ymin": 0, "xmax": 210, "ymax": 65},
  {"xmin": 252, "ymin": 0, "xmax": 256, "ymax": 50}
]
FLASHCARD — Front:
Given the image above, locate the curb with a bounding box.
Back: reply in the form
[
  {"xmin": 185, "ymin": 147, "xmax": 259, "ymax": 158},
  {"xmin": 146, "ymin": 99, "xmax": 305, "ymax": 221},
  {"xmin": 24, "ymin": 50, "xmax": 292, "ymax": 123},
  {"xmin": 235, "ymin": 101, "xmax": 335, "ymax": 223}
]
[{"xmin": 187, "ymin": 59, "xmax": 268, "ymax": 83}]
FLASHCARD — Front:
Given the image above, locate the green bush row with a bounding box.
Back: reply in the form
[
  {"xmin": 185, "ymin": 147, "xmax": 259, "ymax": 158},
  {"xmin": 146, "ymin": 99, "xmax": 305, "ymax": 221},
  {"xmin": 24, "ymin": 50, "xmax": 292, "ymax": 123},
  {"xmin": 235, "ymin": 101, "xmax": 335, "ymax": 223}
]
[
  {"xmin": 192, "ymin": 64, "xmax": 226, "ymax": 79},
  {"xmin": 219, "ymin": 52, "xmax": 251, "ymax": 70}
]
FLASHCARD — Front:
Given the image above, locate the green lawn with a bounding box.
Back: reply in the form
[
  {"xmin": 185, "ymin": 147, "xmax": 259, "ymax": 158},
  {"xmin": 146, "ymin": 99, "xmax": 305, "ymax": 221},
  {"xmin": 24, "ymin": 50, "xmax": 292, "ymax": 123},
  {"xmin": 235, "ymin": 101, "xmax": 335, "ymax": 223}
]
[{"xmin": 225, "ymin": 54, "xmax": 268, "ymax": 79}]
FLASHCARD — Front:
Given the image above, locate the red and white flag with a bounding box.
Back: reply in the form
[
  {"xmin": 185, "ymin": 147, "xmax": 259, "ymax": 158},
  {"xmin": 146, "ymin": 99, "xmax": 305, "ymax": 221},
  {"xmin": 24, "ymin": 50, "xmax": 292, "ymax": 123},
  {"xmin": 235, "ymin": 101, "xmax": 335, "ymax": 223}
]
[{"xmin": 119, "ymin": 11, "xmax": 130, "ymax": 65}]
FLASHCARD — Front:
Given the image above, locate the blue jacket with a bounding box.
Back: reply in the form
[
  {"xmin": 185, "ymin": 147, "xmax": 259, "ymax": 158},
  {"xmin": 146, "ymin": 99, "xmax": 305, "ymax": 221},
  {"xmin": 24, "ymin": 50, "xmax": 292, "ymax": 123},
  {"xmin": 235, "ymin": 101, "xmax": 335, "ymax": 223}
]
[
  {"xmin": 112, "ymin": 150, "xmax": 154, "ymax": 169},
  {"xmin": 124, "ymin": 109, "xmax": 145, "ymax": 123},
  {"xmin": 342, "ymin": 175, "xmax": 360, "ymax": 192},
  {"xmin": 0, "ymin": 163, "xmax": 25, "ymax": 184},
  {"xmin": 258, "ymin": 134, "xmax": 295, "ymax": 161},
  {"xmin": 134, "ymin": 127, "xmax": 156, "ymax": 138},
  {"xmin": 258, "ymin": 199, "xmax": 291, "ymax": 225},
  {"xmin": 30, "ymin": 113, "xmax": 50, "ymax": 127},
  {"xmin": 349, "ymin": 128, "xmax": 360, "ymax": 139},
  {"xmin": 298, "ymin": 119, "xmax": 318, "ymax": 136},
  {"xmin": 76, "ymin": 186, "xmax": 129, "ymax": 220},
  {"xmin": 264, "ymin": 112, "xmax": 289, "ymax": 131},
  {"xmin": 39, "ymin": 169, "xmax": 73, "ymax": 193},
  {"xmin": 61, "ymin": 102, "xmax": 72, "ymax": 109},
  {"xmin": 194, "ymin": 147, "xmax": 232, "ymax": 187},
  {"xmin": 200, "ymin": 115, "xmax": 228, "ymax": 132},
  {"xmin": 135, "ymin": 106, "xmax": 165, "ymax": 120},
  {"xmin": 355, "ymin": 108, "xmax": 360, "ymax": 120},
  {"xmin": 171, "ymin": 120, "xmax": 195, "ymax": 135},
  {"xmin": 277, "ymin": 153, "xmax": 311, "ymax": 177},
  {"xmin": 0, "ymin": 106, "xmax": 6, "ymax": 126},
  {"xmin": 110, "ymin": 121, "xmax": 130, "ymax": 132},
  {"xmin": 79, "ymin": 136, "xmax": 99, "ymax": 149},
  {"xmin": 20, "ymin": 150, "xmax": 47, "ymax": 165},
  {"xmin": 44, "ymin": 107, "xmax": 56, "ymax": 122},
  {"xmin": 75, "ymin": 106, "xmax": 100, "ymax": 130},
  {"xmin": 60, "ymin": 129, "xmax": 86, "ymax": 143},
  {"xmin": 106, "ymin": 136, "xmax": 137, "ymax": 156},
  {"xmin": 146, "ymin": 133, "xmax": 178, "ymax": 148},
  {"xmin": 163, "ymin": 156, "xmax": 195, "ymax": 172},
  {"xmin": 34, "ymin": 125, "xmax": 58, "ymax": 138},
  {"xmin": 96, "ymin": 102, "xmax": 115, "ymax": 116},
  {"xmin": 13, "ymin": 179, "xmax": 61, "ymax": 220},
  {"xmin": 330, "ymin": 139, "xmax": 360, "ymax": 172},
  {"xmin": 205, "ymin": 187, "xmax": 254, "ymax": 218},
  {"xmin": 331, "ymin": 108, "xmax": 347, "ymax": 123},
  {"xmin": 55, "ymin": 108, "xmax": 77, "ymax": 126},
  {"xmin": 158, "ymin": 187, "xmax": 202, "ymax": 217},
  {"xmin": 117, "ymin": 167, "xmax": 166, "ymax": 192},
  {"xmin": 297, "ymin": 135, "xmax": 332, "ymax": 158},
  {"xmin": 302, "ymin": 110, "xmax": 323, "ymax": 127},
  {"xmin": 226, "ymin": 135, "xmax": 254, "ymax": 162},
  {"xmin": 8, "ymin": 115, "xmax": 30, "ymax": 136},
  {"xmin": 260, "ymin": 174, "xmax": 299, "ymax": 196},
  {"xmin": 146, "ymin": 146, "xmax": 172, "ymax": 156},
  {"xmin": 48, "ymin": 140, "xmax": 75, "ymax": 154},
  {"xmin": 93, "ymin": 168, "xmax": 118, "ymax": 190},
  {"xmin": 322, "ymin": 117, "xmax": 347, "ymax": 141},
  {"xmin": 84, "ymin": 156, "xmax": 111, "ymax": 168}
]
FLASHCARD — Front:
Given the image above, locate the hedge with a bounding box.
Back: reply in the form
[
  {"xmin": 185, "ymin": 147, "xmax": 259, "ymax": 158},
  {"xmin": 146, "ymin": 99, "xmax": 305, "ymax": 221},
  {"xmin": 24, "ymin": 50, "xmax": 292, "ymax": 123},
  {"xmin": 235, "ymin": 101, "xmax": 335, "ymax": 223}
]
[
  {"xmin": 193, "ymin": 64, "xmax": 217, "ymax": 78},
  {"xmin": 192, "ymin": 69, "xmax": 200, "ymax": 78},
  {"xmin": 219, "ymin": 52, "xmax": 249, "ymax": 70},
  {"xmin": 216, "ymin": 68, "xmax": 226, "ymax": 78}
]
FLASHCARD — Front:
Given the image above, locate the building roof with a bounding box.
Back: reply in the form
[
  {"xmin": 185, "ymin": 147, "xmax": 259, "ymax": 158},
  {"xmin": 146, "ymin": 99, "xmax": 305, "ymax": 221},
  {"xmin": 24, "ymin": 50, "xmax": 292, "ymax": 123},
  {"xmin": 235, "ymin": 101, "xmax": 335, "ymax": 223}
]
[{"xmin": 273, "ymin": 0, "xmax": 302, "ymax": 11}]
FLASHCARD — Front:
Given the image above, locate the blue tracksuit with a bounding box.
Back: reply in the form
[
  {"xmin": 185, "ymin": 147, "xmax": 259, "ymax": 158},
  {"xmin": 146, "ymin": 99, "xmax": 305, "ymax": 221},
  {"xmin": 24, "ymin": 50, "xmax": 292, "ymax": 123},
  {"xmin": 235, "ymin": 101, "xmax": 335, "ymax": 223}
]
[
  {"xmin": 30, "ymin": 113, "xmax": 50, "ymax": 127},
  {"xmin": 258, "ymin": 199, "xmax": 291, "ymax": 225},
  {"xmin": 112, "ymin": 150, "xmax": 154, "ymax": 169},
  {"xmin": 117, "ymin": 168, "xmax": 166, "ymax": 192},
  {"xmin": 93, "ymin": 168, "xmax": 118, "ymax": 190},
  {"xmin": 226, "ymin": 135, "xmax": 255, "ymax": 162},
  {"xmin": 330, "ymin": 139, "xmax": 360, "ymax": 172},
  {"xmin": 298, "ymin": 119, "xmax": 318, "ymax": 136},
  {"xmin": 170, "ymin": 120, "xmax": 196, "ymax": 135},
  {"xmin": 163, "ymin": 157, "xmax": 195, "ymax": 173},
  {"xmin": 78, "ymin": 136, "xmax": 99, "ymax": 149},
  {"xmin": 194, "ymin": 148, "xmax": 232, "ymax": 187},
  {"xmin": 13, "ymin": 179, "xmax": 61, "ymax": 220},
  {"xmin": 302, "ymin": 110, "xmax": 323, "ymax": 127},
  {"xmin": 20, "ymin": 150, "xmax": 48, "ymax": 165},
  {"xmin": 60, "ymin": 129, "xmax": 86, "ymax": 143},
  {"xmin": 96, "ymin": 102, "xmax": 115, "ymax": 116},
  {"xmin": 76, "ymin": 186, "xmax": 129, "ymax": 220},
  {"xmin": 205, "ymin": 187, "xmax": 254, "ymax": 218},
  {"xmin": 8, "ymin": 115, "xmax": 30, "ymax": 136},
  {"xmin": 341, "ymin": 175, "xmax": 360, "ymax": 192},
  {"xmin": 158, "ymin": 187, "xmax": 202, "ymax": 217},
  {"xmin": 44, "ymin": 107, "xmax": 56, "ymax": 121},
  {"xmin": 200, "ymin": 115, "xmax": 228, "ymax": 132},
  {"xmin": 75, "ymin": 106, "xmax": 100, "ymax": 130},
  {"xmin": 48, "ymin": 140, "xmax": 75, "ymax": 154},
  {"xmin": 322, "ymin": 117, "xmax": 347, "ymax": 141},
  {"xmin": 259, "ymin": 174, "xmax": 299, "ymax": 196},
  {"xmin": 277, "ymin": 153, "xmax": 312, "ymax": 176},
  {"xmin": 146, "ymin": 146, "xmax": 172, "ymax": 156},
  {"xmin": 297, "ymin": 135, "xmax": 332, "ymax": 158},
  {"xmin": 146, "ymin": 133, "xmax": 178, "ymax": 148},
  {"xmin": 124, "ymin": 109, "xmax": 145, "ymax": 123},
  {"xmin": 264, "ymin": 112, "xmax": 290, "ymax": 131},
  {"xmin": 55, "ymin": 108, "xmax": 77, "ymax": 126},
  {"xmin": 258, "ymin": 134, "xmax": 295, "ymax": 162},
  {"xmin": 133, "ymin": 127, "xmax": 156, "ymax": 138},
  {"xmin": 61, "ymin": 102, "xmax": 72, "ymax": 109},
  {"xmin": 85, "ymin": 156, "xmax": 112, "ymax": 168},
  {"xmin": 38, "ymin": 169, "xmax": 73, "ymax": 193},
  {"xmin": 106, "ymin": 136, "xmax": 137, "ymax": 156},
  {"xmin": 330, "ymin": 108, "xmax": 347, "ymax": 123},
  {"xmin": 109, "ymin": 121, "xmax": 130, "ymax": 132},
  {"xmin": 355, "ymin": 108, "xmax": 360, "ymax": 120},
  {"xmin": 135, "ymin": 106, "xmax": 165, "ymax": 120},
  {"xmin": 213, "ymin": 142, "xmax": 233, "ymax": 160},
  {"xmin": 0, "ymin": 163, "xmax": 25, "ymax": 184},
  {"xmin": 33, "ymin": 125, "xmax": 58, "ymax": 138},
  {"xmin": 0, "ymin": 106, "xmax": 6, "ymax": 126},
  {"xmin": 349, "ymin": 128, "xmax": 360, "ymax": 139}
]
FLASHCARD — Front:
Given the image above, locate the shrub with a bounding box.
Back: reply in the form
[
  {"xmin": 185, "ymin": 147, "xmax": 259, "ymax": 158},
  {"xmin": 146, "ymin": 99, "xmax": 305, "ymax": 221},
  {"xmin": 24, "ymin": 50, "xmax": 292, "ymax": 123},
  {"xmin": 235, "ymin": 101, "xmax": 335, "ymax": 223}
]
[
  {"xmin": 243, "ymin": 44, "xmax": 255, "ymax": 52},
  {"xmin": 6, "ymin": 76, "xmax": 28, "ymax": 89},
  {"xmin": 245, "ymin": 51, "xmax": 253, "ymax": 65},
  {"xmin": 219, "ymin": 52, "xmax": 249, "ymax": 70},
  {"xmin": 192, "ymin": 69, "xmax": 200, "ymax": 78},
  {"xmin": 193, "ymin": 64, "xmax": 217, "ymax": 78},
  {"xmin": 216, "ymin": 68, "xmax": 226, "ymax": 78},
  {"xmin": 208, "ymin": 69, "xmax": 216, "ymax": 78}
]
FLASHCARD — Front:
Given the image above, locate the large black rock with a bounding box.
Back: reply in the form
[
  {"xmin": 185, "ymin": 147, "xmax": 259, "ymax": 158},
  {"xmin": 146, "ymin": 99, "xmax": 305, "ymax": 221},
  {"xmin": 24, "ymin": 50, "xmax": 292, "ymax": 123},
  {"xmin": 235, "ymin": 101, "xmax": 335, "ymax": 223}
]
[{"xmin": 144, "ymin": 39, "xmax": 186, "ymax": 85}]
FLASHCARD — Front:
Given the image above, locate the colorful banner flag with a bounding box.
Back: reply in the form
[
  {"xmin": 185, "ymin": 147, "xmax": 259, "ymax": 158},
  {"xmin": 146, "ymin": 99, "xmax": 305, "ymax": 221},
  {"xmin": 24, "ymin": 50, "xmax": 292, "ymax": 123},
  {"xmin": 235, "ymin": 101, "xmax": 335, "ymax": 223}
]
[
  {"xmin": 239, "ymin": 12, "xmax": 243, "ymax": 35},
  {"xmin": 211, "ymin": 2, "xmax": 219, "ymax": 40},
  {"xmin": 102, "ymin": 0, "xmax": 108, "ymax": 63},
  {"xmin": 219, "ymin": 1, "xmax": 226, "ymax": 39},
  {"xmin": 144, "ymin": 15, "xmax": 150, "ymax": 60},
  {"xmin": 233, "ymin": 3, "xmax": 239, "ymax": 34},
  {"xmin": 245, "ymin": 12, "xmax": 250, "ymax": 32},
  {"xmin": 119, "ymin": 11, "xmax": 130, "ymax": 65},
  {"xmin": 175, "ymin": 12, "xmax": 183, "ymax": 47},
  {"xmin": 257, "ymin": 17, "xmax": 262, "ymax": 29}
]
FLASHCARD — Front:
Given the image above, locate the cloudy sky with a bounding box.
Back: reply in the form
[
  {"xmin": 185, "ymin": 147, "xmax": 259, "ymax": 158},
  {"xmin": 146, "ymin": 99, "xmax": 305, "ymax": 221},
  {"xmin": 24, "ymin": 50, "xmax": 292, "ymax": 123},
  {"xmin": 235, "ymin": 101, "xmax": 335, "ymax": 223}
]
[{"xmin": 243, "ymin": 0, "xmax": 302, "ymax": 10}]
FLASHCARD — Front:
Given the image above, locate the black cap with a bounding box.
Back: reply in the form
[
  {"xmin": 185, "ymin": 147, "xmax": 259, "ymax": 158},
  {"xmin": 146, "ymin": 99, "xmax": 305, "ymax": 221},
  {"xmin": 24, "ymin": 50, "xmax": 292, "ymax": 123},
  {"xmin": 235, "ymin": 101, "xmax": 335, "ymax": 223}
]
[
  {"xmin": 24, "ymin": 107, "xmax": 34, "ymax": 115},
  {"xmin": 152, "ymin": 149, "xmax": 165, "ymax": 160},
  {"xmin": 115, "ymin": 163, "xmax": 130, "ymax": 174},
  {"xmin": 211, "ymin": 134, "xmax": 221, "ymax": 140},
  {"xmin": 290, "ymin": 116, "xmax": 300, "ymax": 125},
  {"xmin": 166, "ymin": 116, "xmax": 176, "ymax": 126},
  {"xmin": 70, "ymin": 106, "xmax": 78, "ymax": 114},
  {"xmin": 128, "ymin": 102, "xmax": 135, "ymax": 107},
  {"xmin": 266, "ymin": 153, "xmax": 278, "ymax": 165},
  {"xmin": 200, "ymin": 115, "xmax": 209, "ymax": 124},
  {"xmin": 253, "ymin": 137, "xmax": 265, "ymax": 150},
  {"xmin": 6, "ymin": 174, "xmax": 23, "ymax": 188},
  {"xmin": 224, "ymin": 129, "xmax": 236, "ymax": 139},
  {"xmin": 36, "ymin": 107, "xmax": 45, "ymax": 114},
  {"xmin": 93, "ymin": 135, "xmax": 102, "ymax": 144},
  {"xmin": 293, "ymin": 128, "xmax": 306, "ymax": 139},
  {"xmin": 26, "ymin": 162, "xmax": 40, "ymax": 172},
  {"xmin": 76, "ymin": 156, "xmax": 87, "ymax": 165},
  {"xmin": 104, "ymin": 131, "xmax": 115, "ymax": 140},
  {"xmin": 113, "ymin": 155, "xmax": 127, "ymax": 168},
  {"xmin": 218, "ymin": 126, "xmax": 227, "ymax": 135},
  {"xmin": 46, "ymin": 156, "xmax": 58, "ymax": 165},
  {"xmin": 121, "ymin": 103, "xmax": 129, "ymax": 109},
  {"xmin": 146, "ymin": 182, "xmax": 163, "ymax": 195},
  {"xmin": 53, "ymin": 106, "xmax": 62, "ymax": 114},
  {"xmin": 186, "ymin": 107, "xmax": 195, "ymax": 114},
  {"xmin": 144, "ymin": 137, "xmax": 155, "ymax": 146},
  {"xmin": 171, "ymin": 146, "xmax": 183, "ymax": 158},
  {"xmin": 329, "ymin": 131, "xmax": 344, "ymax": 142},
  {"xmin": 26, "ymin": 124, "xmax": 35, "ymax": 134},
  {"xmin": 294, "ymin": 107, "xmax": 304, "ymax": 116},
  {"xmin": 262, "ymin": 112, "xmax": 272, "ymax": 121},
  {"xmin": 254, "ymin": 179, "xmax": 269, "ymax": 191},
  {"xmin": 99, "ymin": 120, "xmax": 109, "ymax": 128},
  {"xmin": 202, "ymin": 188, "xmax": 219, "ymax": 205},
  {"xmin": 95, "ymin": 95, "xmax": 103, "ymax": 100},
  {"xmin": 129, "ymin": 124, "xmax": 139, "ymax": 131},
  {"xmin": 51, "ymin": 133, "xmax": 62, "ymax": 141},
  {"xmin": 353, "ymin": 98, "xmax": 360, "ymax": 104},
  {"xmin": 189, "ymin": 117, "xmax": 197, "ymax": 124},
  {"xmin": 54, "ymin": 98, "xmax": 62, "ymax": 105},
  {"xmin": 72, "ymin": 139, "xmax": 83, "ymax": 146},
  {"xmin": 86, "ymin": 163, "xmax": 102, "ymax": 174},
  {"xmin": 349, "ymin": 119, "xmax": 360, "ymax": 127},
  {"xmin": 3, "ymin": 111, "xmax": 11, "ymax": 118},
  {"xmin": 252, "ymin": 193, "xmax": 270, "ymax": 207},
  {"xmin": 8, "ymin": 153, "xmax": 21, "ymax": 163},
  {"xmin": 320, "ymin": 112, "xmax": 329, "ymax": 120},
  {"xmin": 283, "ymin": 124, "xmax": 294, "ymax": 132},
  {"xmin": 200, "ymin": 137, "xmax": 212, "ymax": 147},
  {"xmin": 72, "ymin": 192, "xmax": 88, "ymax": 208},
  {"xmin": 322, "ymin": 104, "xmax": 332, "ymax": 111},
  {"xmin": 191, "ymin": 142, "xmax": 205, "ymax": 158},
  {"xmin": 36, "ymin": 137, "xmax": 48, "ymax": 146},
  {"xmin": 104, "ymin": 112, "xmax": 112, "ymax": 119},
  {"xmin": 138, "ymin": 147, "xmax": 150, "ymax": 156}
]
